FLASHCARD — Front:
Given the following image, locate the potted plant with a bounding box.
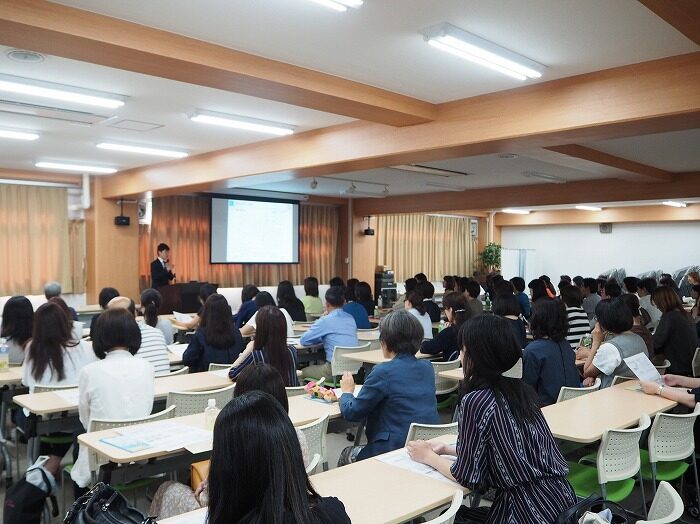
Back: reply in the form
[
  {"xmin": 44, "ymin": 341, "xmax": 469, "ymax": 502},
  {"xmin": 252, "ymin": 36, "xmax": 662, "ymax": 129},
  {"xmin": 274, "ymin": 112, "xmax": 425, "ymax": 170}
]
[{"xmin": 479, "ymin": 242, "xmax": 502, "ymax": 272}]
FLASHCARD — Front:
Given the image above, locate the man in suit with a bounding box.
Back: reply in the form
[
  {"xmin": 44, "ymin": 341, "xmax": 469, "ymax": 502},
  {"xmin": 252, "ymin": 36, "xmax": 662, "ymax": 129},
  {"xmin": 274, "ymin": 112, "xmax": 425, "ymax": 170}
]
[{"xmin": 151, "ymin": 243, "xmax": 176, "ymax": 288}]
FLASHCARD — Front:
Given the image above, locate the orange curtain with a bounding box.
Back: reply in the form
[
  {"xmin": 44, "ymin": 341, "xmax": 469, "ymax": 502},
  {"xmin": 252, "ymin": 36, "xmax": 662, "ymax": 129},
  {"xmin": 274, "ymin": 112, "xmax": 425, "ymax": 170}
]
[{"xmin": 139, "ymin": 196, "xmax": 341, "ymax": 289}]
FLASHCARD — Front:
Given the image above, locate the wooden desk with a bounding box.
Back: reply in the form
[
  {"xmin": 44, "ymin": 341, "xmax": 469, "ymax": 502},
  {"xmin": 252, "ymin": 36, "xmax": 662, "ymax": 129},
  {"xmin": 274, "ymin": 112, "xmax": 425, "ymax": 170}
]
[
  {"xmin": 0, "ymin": 367, "xmax": 23, "ymax": 388},
  {"xmin": 437, "ymin": 367, "xmax": 463, "ymax": 381},
  {"xmin": 343, "ymin": 349, "xmax": 432, "ymax": 366},
  {"xmin": 357, "ymin": 330, "xmax": 380, "ymax": 341},
  {"xmin": 542, "ymin": 380, "xmax": 677, "ymax": 443}
]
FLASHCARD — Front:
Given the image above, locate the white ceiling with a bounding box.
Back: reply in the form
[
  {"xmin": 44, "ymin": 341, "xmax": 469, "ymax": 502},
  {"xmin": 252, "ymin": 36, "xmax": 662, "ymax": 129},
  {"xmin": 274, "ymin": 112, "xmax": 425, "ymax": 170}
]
[{"xmin": 54, "ymin": 0, "xmax": 698, "ymax": 103}]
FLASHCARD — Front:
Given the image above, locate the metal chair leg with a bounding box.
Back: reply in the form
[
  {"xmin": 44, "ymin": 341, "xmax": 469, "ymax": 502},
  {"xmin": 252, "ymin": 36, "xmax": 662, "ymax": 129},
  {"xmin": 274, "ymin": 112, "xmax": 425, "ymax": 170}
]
[
  {"xmin": 650, "ymin": 462, "xmax": 657, "ymax": 498},
  {"xmin": 692, "ymin": 453, "xmax": 700, "ymax": 517},
  {"xmin": 638, "ymin": 470, "xmax": 647, "ymax": 519},
  {"xmin": 600, "ymin": 483, "xmax": 607, "ymax": 499}
]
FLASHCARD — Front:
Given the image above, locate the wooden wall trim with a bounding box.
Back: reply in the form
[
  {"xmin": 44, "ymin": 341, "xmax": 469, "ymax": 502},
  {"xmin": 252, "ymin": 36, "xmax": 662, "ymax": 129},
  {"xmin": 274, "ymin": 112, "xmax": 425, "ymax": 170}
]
[{"xmin": 639, "ymin": 0, "xmax": 700, "ymax": 45}]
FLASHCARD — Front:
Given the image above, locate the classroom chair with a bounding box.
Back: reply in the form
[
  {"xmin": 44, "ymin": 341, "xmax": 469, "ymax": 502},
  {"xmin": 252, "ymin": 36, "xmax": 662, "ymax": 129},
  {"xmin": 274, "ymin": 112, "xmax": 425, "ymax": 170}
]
[
  {"xmin": 636, "ymin": 481, "xmax": 684, "ymax": 524},
  {"xmin": 305, "ymin": 342, "xmax": 371, "ymax": 387},
  {"xmin": 285, "ymin": 385, "xmax": 307, "ymax": 397},
  {"xmin": 404, "ymin": 422, "xmax": 458, "ymax": 446},
  {"xmin": 165, "ymin": 384, "xmax": 235, "ymax": 417},
  {"xmin": 424, "ymin": 490, "xmax": 464, "ymax": 524},
  {"xmin": 693, "ymin": 348, "xmax": 700, "ymax": 378},
  {"xmin": 653, "ymin": 360, "xmax": 671, "ymax": 375},
  {"xmin": 296, "ymin": 414, "xmax": 330, "ymax": 473},
  {"xmin": 556, "ymin": 378, "xmax": 601, "ymax": 403},
  {"xmin": 611, "ymin": 375, "xmax": 636, "ymax": 386},
  {"xmin": 567, "ymin": 414, "xmax": 651, "ymax": 515},
  {"xmin": 305, "ymin": 453, "xmax": 321, "ymax": 475},
  {"xmin": 167, "ymin": 366, "xmax": 190, "ymax": 376},
  {"xmin": 356, "ymin": 326, "xmax": 379, "ymax": 332},
  {"xmin": 640, "ymin": 403, "xmax": 700, "ymax": 500},
  {"xmin": 208, "ymin": 363, "xmax": 232, "ymax": 372},
  {"xmin": 431, "ymin": 360, "xmax": 460, "ymax": 410}
]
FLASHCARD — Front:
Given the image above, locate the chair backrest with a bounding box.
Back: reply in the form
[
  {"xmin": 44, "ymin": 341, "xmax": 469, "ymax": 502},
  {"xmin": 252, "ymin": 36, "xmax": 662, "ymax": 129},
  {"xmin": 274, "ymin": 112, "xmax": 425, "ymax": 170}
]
[
  {"xmin": 356, "ymin": 327, "xmax": 379, "ymax": 332},
  {"xmin": 648, "ymin": 403, "xmax": 700, "ymax": 463},
  {"xmin": 166, "ymin": 384, "xmax": 235, "ymax": 417},
  {"xmin": 424, "ymin": 490, "xmax": 463, "ymax": 524},
  {"xmin": 405, "ymin": 422, "xmax": 458, "ymax": 446},
  {"xmin": 285, "ymin": 386, "xmax": 307, "ymax": 397},
  {"xmin": 597, "ymin": 414, "xmax": 651, "ymax": 484},
  {"xmin": 431, "ymin": 360, "xmax": 460, "ymax": 395},
  {"xmin": 330, "ymin": 342, "xmax": 371, "ymax": 377},
  {"xmin": 33, "ymin": 384, "xmax": 77, "ymax": 393},
  {"xmin": 611, "ymin": 375, "xmax": 635, "ymax": 386},
  {"xmin": 305, "ymin": 453, "xmax": 321, "ymax": 475},
  {"xmin": 654, "ymin": 360, "xmax": 671, "ymax": 375},
  {"xmin": 168, "ymin": 366, "xmax": 190, "ymax": 376},
  {"xmin": 296, "ymin": 414, "xmax": 330, "ymax": 474},
  {"xmin": 637, "ymin": 481, "xmax": 685, "ymax": 523},
  {"xmin": 208, "ymin": 363, "xmax": 231, "ymax": 372},
  {"xmin": 556, "ymin": 378, "xmax": 601, "ymax": 403},
  {"xmin": 693, "ymin": 348, "xmax": 700, "ymax": 378}
]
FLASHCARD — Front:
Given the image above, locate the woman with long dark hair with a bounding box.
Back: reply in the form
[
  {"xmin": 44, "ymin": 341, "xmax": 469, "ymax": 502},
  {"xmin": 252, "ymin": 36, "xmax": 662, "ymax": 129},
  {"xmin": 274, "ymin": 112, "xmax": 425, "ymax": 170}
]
[
  {"xmin": 233, "ymin": 284, "xmax": 260, "ymax": 329},
  {"xmin": 404, "ymin": 291, "xmax": 432, "ymax": 339},
  {"xmin": 528, "ymin": 278, "xmax": 549, "ymax": 303},
  {"xmin": 1, "ymin": 295, "xmax": 34, "ymax": 364},
  {"xmin": 140, "ymin": 288, "xmax": 174, "ymax": 344},
  {"xmin": 207, "ymin": 392, "xmax": 350, "ymax": 524},
  {"xmin": 229, "ymin": 306, "xmax": 299, "ymax": 386},
  {"xmin": 407, "ymin": 315, "xmax": 576, "ymax": 523},
  {"xmin": 183, "ymin": 294, "xmax": 245, "ymax": 372},
  {"xmin": 277, "ymin": 280, "xmax": 307, "ymax": 322}
]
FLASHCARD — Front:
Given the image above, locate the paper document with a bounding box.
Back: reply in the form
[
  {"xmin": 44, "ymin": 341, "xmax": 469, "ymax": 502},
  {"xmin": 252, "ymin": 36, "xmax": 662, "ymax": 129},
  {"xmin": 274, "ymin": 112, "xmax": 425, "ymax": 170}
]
[
  {"xmin": 173, "ymin": 311, "xmax": 194, "ymax": 324},
  {"xmin": 167, "ymin": 344, "xmax": 188, "ymax": 358},
  {"xmin": 623, "ymin": 353, "xmax": 663, "ymax": 384},
  {"xmin": 54, "ymin": 388, "xmax": 80, "ymax": 405},
  {"xmin": 376, "ymin": 448, "xmax": 456, "ymax": 484},
  {"xmin": 115, "ymin": 422, "xmax": 212, "ymax": 452},
  {"xmin": 333, "ymin": 385, "xmax": 362, "ymax": 398},
  {"xmin": 100, "ymin": 435, "xmax": 153, "ymax": 453}
]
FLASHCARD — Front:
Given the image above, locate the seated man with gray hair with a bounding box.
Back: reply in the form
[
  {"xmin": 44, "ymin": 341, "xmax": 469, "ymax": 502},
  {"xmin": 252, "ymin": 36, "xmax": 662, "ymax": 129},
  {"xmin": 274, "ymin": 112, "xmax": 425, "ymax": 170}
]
[{"xmin": 44, "ymin": 281, "xmax": 78, "ymax": 321}]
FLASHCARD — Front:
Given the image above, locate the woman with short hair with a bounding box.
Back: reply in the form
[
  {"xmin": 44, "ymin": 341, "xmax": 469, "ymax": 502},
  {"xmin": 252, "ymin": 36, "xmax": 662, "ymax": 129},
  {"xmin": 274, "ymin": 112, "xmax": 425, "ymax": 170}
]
[
  {"xmin": 301, "ymin": 276, "xmax": 323, "ymax": 316},
  {"xmin": 1, "ymin": 295, "xmax": 34, "ymax": 364}
]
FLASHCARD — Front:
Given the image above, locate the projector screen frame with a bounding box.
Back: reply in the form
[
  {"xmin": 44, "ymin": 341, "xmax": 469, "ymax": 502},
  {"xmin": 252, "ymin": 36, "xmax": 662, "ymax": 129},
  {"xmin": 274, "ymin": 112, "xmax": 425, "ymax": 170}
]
[{"xmin": 208, "ymin": 193, "xmax": 301, "ymax": 265}]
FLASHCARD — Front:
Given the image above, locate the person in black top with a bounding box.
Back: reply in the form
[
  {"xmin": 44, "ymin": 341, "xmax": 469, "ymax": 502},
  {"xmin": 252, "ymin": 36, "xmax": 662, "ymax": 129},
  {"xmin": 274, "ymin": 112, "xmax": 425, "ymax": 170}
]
[
  {"xmin": 276, "ymin": 280, "xmax": 306, "ymax": 322},
  {"xmin": 355, "ymin": 281, "xmax": 375, "ymax": 317},
  {"xmin": 417, "ymin": 281, "xmax": 441, "ymax": 322},
  {"xmin": 652, "ymin": 286, "xmax": 698, "ymax": 375},
  {"xmin": 345, "ymin": 278, "xmax": 359, "ymax": 303},
  {"xmin": 150, "ymin": 243, "xmax": 175, "ymax": 288},
  {"xmin": 207, "ymin": 391, "xmax": 351, "ymax": 524},
  {"xmin": 420, "ymin": 292, "xmax": 471, "ymax": 361},
  {"xmin": 492, "ymin": 293, "xmax": 527, "ymax": 348},
  {"xmin": 88, "ymin": 287, "xmax": 120, "ymax": 339}
]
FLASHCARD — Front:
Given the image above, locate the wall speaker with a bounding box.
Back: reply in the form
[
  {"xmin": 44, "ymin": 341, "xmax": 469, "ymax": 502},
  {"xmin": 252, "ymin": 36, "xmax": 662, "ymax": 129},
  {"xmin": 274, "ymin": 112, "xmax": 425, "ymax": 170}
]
[{"xmin": 599, "ymin": 223, "xmax": 612, "ymax": 234}]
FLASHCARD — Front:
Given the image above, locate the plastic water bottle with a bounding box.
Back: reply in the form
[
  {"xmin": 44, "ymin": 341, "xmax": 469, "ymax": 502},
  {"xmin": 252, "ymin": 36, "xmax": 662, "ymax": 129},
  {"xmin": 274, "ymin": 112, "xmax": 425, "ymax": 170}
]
[
  {"xmin": 204, "ymin": 398, "xmax": 220, "ymax": 431},
  {"xmin": 484, "ymin": 295, "xmax": 492, "ymax": 312},
  {"xmin": 0, "ymin": 338, "xmax": 9, "ymax": 372}
]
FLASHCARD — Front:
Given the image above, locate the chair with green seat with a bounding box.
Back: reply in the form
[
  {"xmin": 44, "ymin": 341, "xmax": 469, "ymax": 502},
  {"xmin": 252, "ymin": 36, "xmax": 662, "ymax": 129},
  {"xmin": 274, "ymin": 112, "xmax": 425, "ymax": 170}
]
[
  {"xmin": 640, "ymin": 403, "xmax": 700, "ymax": 500},
  {"xmin": 567, "ymin": 414, "xmax": 651, "ymax": 515},
  {"xmin": 431, "ymin": 360, "xmax": 460, "ymax": 410},
  {"xmin": 304, "ymin": 342, "xmax": 371, "ymax": 387},
  {"xmin": 30, "ymin": 384, "xmax": 78, "ymax": 468}
]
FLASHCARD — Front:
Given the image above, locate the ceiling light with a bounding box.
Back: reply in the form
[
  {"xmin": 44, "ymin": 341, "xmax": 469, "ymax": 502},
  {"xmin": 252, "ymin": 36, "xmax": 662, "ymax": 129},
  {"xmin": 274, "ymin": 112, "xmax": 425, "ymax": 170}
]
[
  {"xmin": 191, "ymin": 110, "xmax": 295, "ymax": 136},
  {"xmin": 310, "ymin": 178, "xmax": 318, "ymax": 189},
  {"xmin": 0, "ymin": 73, "xmax": 126, "ymax": 109},
  {"xmin": 502, "ymin": 208, "xmax": 530, "ymax": 215},
  {"xmin": 6, "ymin": 49, "xmax": 45, "ymax": 63},
  {"xmin": 96, "ymin": 142, "xmax": 189, "ymax": 159},
  {"xmin": 662, "ymin": 201, "xmax": 687, "ymax": 208},
  {"xmin": 424, "ymin": 182, "xmax": 465, "ymax": 192},
  {"xmin": 35, "ymin": 162, "xmax": 117, "ymax": 174},
  {"xmin": 522, "ymin": 171, "xmax": 566, "ymax": 184},
  {"xmin": 423, "ymin": 23, "xmax": 545, "ymax": 81},
  {"xmin": 390, "ymin": 164, "xmax": 472, "ymax": 177},
  {"xmin": 0, "ymin": 178, "xmax": 77, "ymax": 188},
  {"xmin": 575, "ymin": 205, "xmax": 602, "ymax": 212},
  {"xmin": 0, "ymin": 128, "xmax": 39, "ymax": 141},
  {"xmin": 305, "ymin": 0, "xmax": 362, "ymax": 11}
]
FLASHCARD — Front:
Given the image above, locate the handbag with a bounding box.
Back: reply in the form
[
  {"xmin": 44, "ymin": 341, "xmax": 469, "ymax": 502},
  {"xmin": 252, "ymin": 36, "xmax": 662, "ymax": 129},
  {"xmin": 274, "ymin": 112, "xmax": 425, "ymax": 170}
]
[
  {"xmin": 190, "ymin": 460, "xmax": 210, "ymax": 491},
  {"xmin": 63, "ymin": 483, "xmax": 156, "ymax": 524},
  {"xmin": 557, "ymin": 495, "xmax": 629, "ymax": 524}
]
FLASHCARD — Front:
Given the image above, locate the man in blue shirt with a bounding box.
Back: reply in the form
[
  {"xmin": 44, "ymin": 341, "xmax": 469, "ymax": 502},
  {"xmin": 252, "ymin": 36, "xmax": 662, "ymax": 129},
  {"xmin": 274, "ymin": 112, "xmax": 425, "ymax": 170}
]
[{"xmin": 300, "ymin": 286, "xmax": 359, "ymax": 380}]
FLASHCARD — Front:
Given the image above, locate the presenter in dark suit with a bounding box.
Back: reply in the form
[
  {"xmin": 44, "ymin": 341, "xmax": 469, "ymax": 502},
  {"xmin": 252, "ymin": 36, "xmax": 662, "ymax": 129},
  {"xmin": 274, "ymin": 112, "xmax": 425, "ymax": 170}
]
[{"xmin": 151, "ymin": 242, "xmax": 176, "ymax": 288}]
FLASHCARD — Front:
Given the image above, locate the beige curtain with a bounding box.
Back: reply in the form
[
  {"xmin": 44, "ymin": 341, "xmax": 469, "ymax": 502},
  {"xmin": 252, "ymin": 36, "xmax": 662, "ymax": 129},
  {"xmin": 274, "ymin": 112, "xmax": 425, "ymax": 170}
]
[
  {"xmin": 139, "ymin": 196, "xmax": 341, "ymax": 289},
  {"xmin": 68, "ymin": 220, "xmax": 86, "ymax": 294},
  {"xmin": 0, "ymin": 185, "xmax": 72, "ymax": 295},
  {"xmin": 376, "ymin": 214, "xmax": 474, "ymax": 282}
]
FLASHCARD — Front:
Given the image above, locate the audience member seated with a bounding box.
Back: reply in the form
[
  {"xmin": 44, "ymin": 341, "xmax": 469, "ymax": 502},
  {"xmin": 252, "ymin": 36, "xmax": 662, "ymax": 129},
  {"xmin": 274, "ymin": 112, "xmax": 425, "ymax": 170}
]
[
  {"xmin": 421, "ymin": 291, "xmax": 471, "ymax": 361},
  {"xmin": 232, "ymin": 284, "xmax": 259, "ymax": 329},
  {"xmin": 581, "ymin": 277, "xmax": 601, "ymax": 323},
  {"xmin": 393, "ymin": 277, "xmax": 417, "ymax": 311},
  {"xmin": 493, "ymin": 293, "xmax": 527, "ymax": 349},
  {"xmin": 510, "ymin": 276, "xmax": 531, "ymax": 319},
  {"xmin": 44, "ymin": 281, "xmax": 78, "ymax": 321},
  {"xmin": 140, "ymin": 288, "xmax": 174, "ymax": 344},
  {"xmin": 523, "ymin": 299, "xmax": 580, "ymax": 406},
  {"xmin": 572, "ymin": 275, "xmax": 584, "ymax": 289},
  {"xmin": 404, "ymin": 291, "xmax": 433, "ymax": 340},
  {"xmin": 689, "ymin": 271, "xmax": 700, "ymax": 288},
  {"xmin": 240, "ymin": 291, "xmax": 294, "ymax": 337},
  {"xmin": 277, "ymin": 280, "xmax": 307, "ymax": 322},
  {"xmin": 108, "ymin": 296, "xmax": 170, "ymax": 376},
  {"xmin": 329, "ymin": 276, "xmax": 345, "ymax": 288},
  {"xmin": 183, "ymin": 294, "xmax": 245, "ymax": 373},
  {"xmin": 528, "ymin": 278, "xmax": 549, "ymax": 304},
  {"xmin": 173, "ymin": 283, "xmax": 217, "ymax": 331},
  {"xmin": 691, "ymin": 285, "xmax": 700, "ymax": 337},
  {"xmin": 345, "ymin": 278, "xmax": 359, "ymax": 303},
  {"xmin": 581, "ymin": 298, "xmax": 649, "ymax": 388},
  {"xmin": 540, "ymin": 275, "xmax": 557, "ymax": 298},
  {"xmin": 71, "ymin": 308, "xmax": 154, "ymax": 491},
  {"xmin": 443, "ymin": 275, "xmax": 456, "ymax": 293},
  {"xmin": 494, "ymin": 279, "xmax": 514, "ymax": 296},
  {"xmin": 354, "ymin": 281, "xmax": 375, "ymax": 317},
  {"xmin": 301, "ymin": 276, "xmax": 324, "ymax": 316},
  {"xmin": 640, "ymin": 374, "xmax": 700, "ymax": 409},
  {"xmin": 338, "ymin": 311, "xmax": 439, "ymax": 463},
  {"xmin": 660, "ymin": 274, "xmax": 682, "ymax": 298},
  {"xmin": 623, "ymin": 276, "xmax": 639, "ymax": 294},
  {"xmin": 560, "ymin": 284, "xmax": 590, "ymax": 350},
  {"xmin": 230, "ymin": 306, "xmax": 299, "ymax": 386},
  {"xmin": 619, "ymin": 293, "xmax": 654, "ymax": 360},
  {"xmin": 464, "ymin": 279, "xmax": 484, "ymax": 316},
  {"xmin": 417, "ymin": 280, "xmax": 441, "ymax": 322},
  {"xmin": 342, "ymin": 288, "xmax": 371, "ymax": 329},
  {"xmin": 601, "ymin": 281, "xmax": 622, "ymax": 299},
  {"xmin": 48, "ymin": 297, "xmax": 83, "ymax": 342},
  {"xmin": 21, "ymin": 302, "xmax": 97, "ymax": 479},
  {"xmin": 652, "ymin": 286, "xmax": 698, "ymax": 376},
  {"xmin": 300, "ymin": 286, "xmax": 359, "ymax": 379},
  {"xmin": 407, "ymin": 314, "xmax": 577, "ymax": 524},
  {"xmin": 414, "ymin": 272, "xmax": 428, "ymax": 284},
  {"xmin": 1, "ymin": 295, "xmax": 33, "ymax": 365},
  {"xmin": 88, "ymin": 286, "xmax": 119, "ymax": 338},
  {"xmin": 638, "ymin": 277, "xmax": 662, "ymax": 329},
  {"xmin": 206, "ymin": 391, "xmax": 350, "ymax": 524}
]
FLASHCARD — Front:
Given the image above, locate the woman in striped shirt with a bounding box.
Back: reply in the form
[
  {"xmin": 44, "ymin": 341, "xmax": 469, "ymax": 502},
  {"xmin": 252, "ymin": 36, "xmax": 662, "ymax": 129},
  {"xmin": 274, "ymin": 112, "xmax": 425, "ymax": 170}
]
[
  {"xmin": 229, "ymin": 305, "xmax": 299, "ymax": 386},
  {"xmin": 560, "ymin": 284, "xmax": 591, "ymax": 350},
  {"xmin": 407, "ymin": 315, "xmax": 576, "ymax": 523}
]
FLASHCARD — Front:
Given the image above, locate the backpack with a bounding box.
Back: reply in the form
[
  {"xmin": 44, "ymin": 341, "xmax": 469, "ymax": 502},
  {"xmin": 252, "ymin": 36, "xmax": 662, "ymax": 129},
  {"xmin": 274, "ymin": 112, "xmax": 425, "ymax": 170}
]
[{"xmin": 3, "ymin": 457, "xmax": 58, "ymax": 524}]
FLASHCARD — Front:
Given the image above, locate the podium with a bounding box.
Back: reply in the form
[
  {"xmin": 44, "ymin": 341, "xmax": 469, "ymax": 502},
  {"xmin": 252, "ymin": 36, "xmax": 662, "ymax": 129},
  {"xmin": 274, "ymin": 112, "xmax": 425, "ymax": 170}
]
[{"xmin": 157, "ymin": 282, "xmax": 211, "ymax": 314}]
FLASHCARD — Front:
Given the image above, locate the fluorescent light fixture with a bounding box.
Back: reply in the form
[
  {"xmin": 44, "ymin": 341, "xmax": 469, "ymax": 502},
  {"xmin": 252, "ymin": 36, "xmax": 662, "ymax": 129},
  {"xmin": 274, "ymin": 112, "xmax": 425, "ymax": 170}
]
[
  {"xmin": 35, "ymin": 162, "xmax": 117, "ymax": 174},
  {"xmin": 502, "ymin": 208, "xmax": 531, "ymax": 215},
  {"xmin": 424, "ymin": 182, "xmax": 465, "ymax": 192},
  {"xmin": 423, "ymin": 23, "xmax": 545, "ymax": 81},
  {"xmin": 0, "ymin": 73, "xmax": 126, "ymax": 109},
  {"xmin": 0, "ymin": 128, "xmax": 39, "ymax": 141},
  {"xmin": 662, "ymin": 201, "xmax": 687, "ymax": 208},
  {"xmin": 0, "ymin": 178, "xmax": 77, "ymax": 188},
  {"xmin": 190, "ymin": 110, "xmax": 295, "ymax": 136},
  {"xmin": 390, "ymin": 164, "xmax": 472, "ymax": 177},
  {"xmin": 575, "ymin": 205, "xmax": 602, "ymax": 211},
  {"xmin": 522, "ymin": 171, "xmax": 566, "ymax": 184},
  {"xmin": 305, "ymin": 0, "xmax": 362, "ymax": 11},
  {"xmin": 97, "ymin": 142, "xmax": 189, "ymax": 159}
]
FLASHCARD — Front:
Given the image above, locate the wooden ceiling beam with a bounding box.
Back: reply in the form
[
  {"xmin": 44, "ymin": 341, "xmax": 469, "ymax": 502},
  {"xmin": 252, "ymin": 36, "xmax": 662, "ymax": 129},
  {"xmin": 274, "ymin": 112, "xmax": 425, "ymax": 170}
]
[
  {"xmin": 639, "ymin": 0, "xmax": 700, "ymax": 45},
  {"xmin": 0, "ymin": 168, "xmax": 82, "ymax": 185},
  {"xmin": 0, "ymin": 0, "xmax": 436, "ymax": 126}
]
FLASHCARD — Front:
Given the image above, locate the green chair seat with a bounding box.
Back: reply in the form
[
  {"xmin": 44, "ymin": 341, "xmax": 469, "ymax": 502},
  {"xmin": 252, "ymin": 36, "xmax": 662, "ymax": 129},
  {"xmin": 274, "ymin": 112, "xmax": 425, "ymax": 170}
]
[
  {"xmin": 639, "ymin": 449, "xmax": 690, "ymax": 481},
  {"xmin": 567, "ymin": 462, "xmax": 637, "ymax": 502},
  {"xmin": 62, "ymin": 463, "xmax": 160, "ymax": 493},
  {"xmin": 40, "ymin": 435, "xmax": 73, "ymax": 445},
  {"xmin": 436, "ymin": 393, "xmax": 458, "ymax": 411}
]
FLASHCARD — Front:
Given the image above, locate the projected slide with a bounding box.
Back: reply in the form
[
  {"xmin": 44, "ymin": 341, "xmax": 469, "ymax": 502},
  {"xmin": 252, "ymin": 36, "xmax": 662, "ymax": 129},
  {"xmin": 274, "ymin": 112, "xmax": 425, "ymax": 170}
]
[{"xmin": 210, "ymin": 197, "xmax": 299, "ymax": 263}]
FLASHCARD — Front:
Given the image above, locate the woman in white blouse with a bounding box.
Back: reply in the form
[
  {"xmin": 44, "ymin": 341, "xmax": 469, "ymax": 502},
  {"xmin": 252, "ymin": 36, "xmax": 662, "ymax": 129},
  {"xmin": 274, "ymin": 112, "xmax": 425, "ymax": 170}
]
[
  {"xmin": 71, "ymin": 308, "xmax": 155, "ymax": 491},
  {"xmin": 404, "ymin": 291, "xmax": 434, "ymax": 340}
]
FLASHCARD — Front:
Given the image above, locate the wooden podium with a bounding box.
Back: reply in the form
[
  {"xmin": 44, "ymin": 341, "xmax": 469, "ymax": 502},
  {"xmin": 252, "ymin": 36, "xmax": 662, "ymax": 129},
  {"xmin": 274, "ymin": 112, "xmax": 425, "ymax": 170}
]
[{"xmin": 157, "ymin": 282, "xmax": 211, "ymax": 314}]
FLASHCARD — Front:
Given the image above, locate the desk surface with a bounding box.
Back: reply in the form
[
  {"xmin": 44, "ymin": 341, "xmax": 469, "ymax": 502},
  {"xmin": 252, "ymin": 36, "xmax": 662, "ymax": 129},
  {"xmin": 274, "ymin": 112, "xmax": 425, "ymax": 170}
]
[
  {"xmin": 0, "ymin": 367, "xmax": 24, "ymax": 387},
  {"xmin": 542, "ymin": 380, "xmax": 677, "ymax": 443},
  {"xmin": 437, "ymin": 367, "xmax": 463, "ymax": 381},
  {"xmin": 343, "ymin": 349, "xmax": 432, "ymax": 365},
  {"xmin": 13, "ymin": 371, "xmax": 232, "ymax": 416}
]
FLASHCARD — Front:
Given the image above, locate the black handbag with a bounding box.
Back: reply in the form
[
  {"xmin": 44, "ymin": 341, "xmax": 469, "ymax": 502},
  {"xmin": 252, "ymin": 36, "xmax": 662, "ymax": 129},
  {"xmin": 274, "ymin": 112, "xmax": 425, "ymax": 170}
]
[
  {"xmin": 557, "ymin": 494, "xmax": 629, "ymax": 524},
  {"xmin": 63, "ymin": 483, "xmax": 157, "ymax": 524}
]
